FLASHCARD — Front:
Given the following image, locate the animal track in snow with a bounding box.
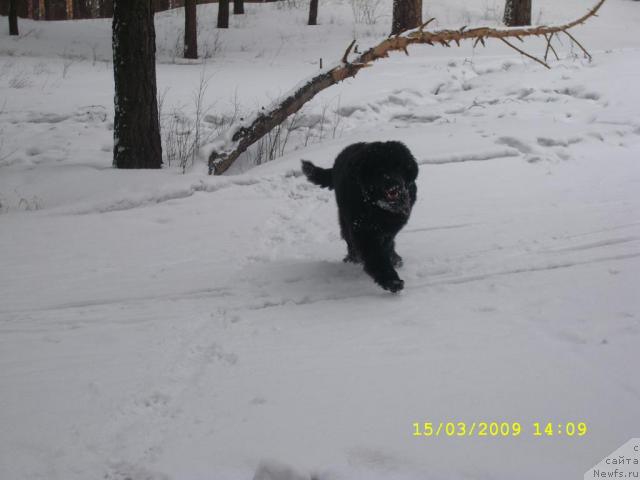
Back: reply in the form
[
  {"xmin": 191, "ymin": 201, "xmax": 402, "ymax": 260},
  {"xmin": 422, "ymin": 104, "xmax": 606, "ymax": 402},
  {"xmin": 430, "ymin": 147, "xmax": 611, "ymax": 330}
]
[
  {"xmin": 552, "ymin": 86, "xmax": 601, "ymax": 101},
  {"xmin": 541, "ymin": 236, "xmax": 639, "ymax": 254},
  {"xmin": 105, "ymin": 462, "xmax": 171, "ymax": 480},
  {"xmin": 496, "ymin": 136, "xmax": 535, "ymax": 154},
  {"xmin": 537, "ymin": 136, "xmax": 583, "ymax": 148}
]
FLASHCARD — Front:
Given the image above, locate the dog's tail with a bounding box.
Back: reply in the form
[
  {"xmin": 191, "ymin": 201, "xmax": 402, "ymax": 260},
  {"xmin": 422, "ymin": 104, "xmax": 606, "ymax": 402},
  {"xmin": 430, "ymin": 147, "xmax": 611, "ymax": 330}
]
[{"xmin": 301, "ymin": 160, "xmax": 333, "ymax": 190}]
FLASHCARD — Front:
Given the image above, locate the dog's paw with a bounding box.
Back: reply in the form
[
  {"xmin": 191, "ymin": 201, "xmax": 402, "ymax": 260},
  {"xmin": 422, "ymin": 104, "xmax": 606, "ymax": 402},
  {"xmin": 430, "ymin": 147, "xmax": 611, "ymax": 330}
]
[
  {"xmin": 390, "ymin": 252, "xmax": 403, "ymax": 268},
  {"xmin": 343, "ymin": 253, "xmax": 362, "ymax": 264},
  {"xmin": 380, "ymin": 277, "xmax": 404, "ymax": 293}
]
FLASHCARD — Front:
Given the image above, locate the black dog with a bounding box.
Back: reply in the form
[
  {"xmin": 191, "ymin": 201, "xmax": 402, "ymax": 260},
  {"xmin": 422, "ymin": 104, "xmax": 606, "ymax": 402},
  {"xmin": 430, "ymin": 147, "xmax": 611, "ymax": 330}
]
[{"xmin": 301, "ymin": 141, "xmax": 418, "ymax": 293}]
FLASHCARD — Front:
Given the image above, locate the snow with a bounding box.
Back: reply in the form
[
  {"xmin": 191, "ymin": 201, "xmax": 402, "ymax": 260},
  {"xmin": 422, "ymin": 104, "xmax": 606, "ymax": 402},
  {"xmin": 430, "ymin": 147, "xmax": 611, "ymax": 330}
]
[{"xmin": 1, "ymin": 1, "xmax": 639, "ymax": 479}]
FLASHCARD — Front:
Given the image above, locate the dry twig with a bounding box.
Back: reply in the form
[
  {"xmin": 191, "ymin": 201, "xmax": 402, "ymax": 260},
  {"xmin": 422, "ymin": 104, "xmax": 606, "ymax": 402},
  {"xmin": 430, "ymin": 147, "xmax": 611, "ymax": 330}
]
[{"xmin": 544, "ymin": 33, "xmax": 560, "ymax": 62}]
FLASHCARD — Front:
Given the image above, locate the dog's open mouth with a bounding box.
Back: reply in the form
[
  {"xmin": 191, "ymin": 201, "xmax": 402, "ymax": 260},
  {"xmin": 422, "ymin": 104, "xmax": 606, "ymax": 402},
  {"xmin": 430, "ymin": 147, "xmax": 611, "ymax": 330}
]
[
  {"xmin": 378, "ymin": 186, "xmax": 410, "ymax": 216},
  {"xmin": 385, "ymin": 187, "xmax": 400, "ymax": 201}
]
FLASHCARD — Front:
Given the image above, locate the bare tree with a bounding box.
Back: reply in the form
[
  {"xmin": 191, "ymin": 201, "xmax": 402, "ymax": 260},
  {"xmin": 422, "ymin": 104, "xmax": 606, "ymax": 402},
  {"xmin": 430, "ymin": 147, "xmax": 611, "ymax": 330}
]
[
  {"xmin": 218, "ymin": 0, "xmax": 229, "ymax": 28},
  {"xmin": 392, "ymin": 0, "xmax": 422, "ymax": 35},
  {"xmin": 233, "ymin": 0, "xmax": 244, "ymax": 15},
  {"xmin": 184, "ymin": 0, "xmax": 197, "ymax": 58},
  {"xmin": 112, "ymin": 0, "xmax": 162, "ymax": 168},
  {"xmin": 504, "ymin": 0, "xmax": 531, "ymax": 26},
  {"xmin": 9, "ymin": 0, "xmax": 18, "ymax": 35},
  {"xmin": 308, "ymin": 0, "xmax": 318, "ymax": 25}
]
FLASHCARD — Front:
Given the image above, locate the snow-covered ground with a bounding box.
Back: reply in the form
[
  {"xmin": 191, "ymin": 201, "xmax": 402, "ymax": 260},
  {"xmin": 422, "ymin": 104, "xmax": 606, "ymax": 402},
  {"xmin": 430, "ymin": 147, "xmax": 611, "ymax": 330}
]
[{"xmin": 1, "ymin": 1, "xmax": 639, "ymax": 479}]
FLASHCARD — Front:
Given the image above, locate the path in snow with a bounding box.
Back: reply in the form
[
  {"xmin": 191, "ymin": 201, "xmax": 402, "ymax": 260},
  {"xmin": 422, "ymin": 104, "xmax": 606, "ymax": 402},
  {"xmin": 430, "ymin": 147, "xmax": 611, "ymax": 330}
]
[{"xmin": 2, "ymin": 137, "xmax": 638, "ymax": 479}]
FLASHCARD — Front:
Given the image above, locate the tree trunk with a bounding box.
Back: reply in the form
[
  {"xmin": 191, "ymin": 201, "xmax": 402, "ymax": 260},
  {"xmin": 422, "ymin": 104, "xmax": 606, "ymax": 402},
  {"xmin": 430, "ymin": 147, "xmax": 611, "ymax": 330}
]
[
  {"xmin": 9, "ymin": 0, "xmax": 19, "ymax": 35},
  {"xmin": 184, "ymin": 0, "xmax": 197, "ymax": 58},
  {"xmin": 46, "ymin": 0, "xmax": 67, "ymax": 20},
  {"xmin": 65, "ymin": 0, "xmax": 73, "ymax": 18},
  {"xmin": 217, "ymin": 0, "xmax": 229, "ymax": 28},
  {"xmin": 155, "ymin": 0, "xmax": 170, "ymax": 12},
  {"xmin": 392, "ymin": 0, "xmax": 422, "ymax": 35},
  {"xmin": 503, "ymin": 0, "xmax": 531, "ymax": 26},
  {"xmin": 73, "ymin": 0, "xmax": 85, "ymax": 19},
  {"xmin": 100, "ymin": 0, "xmax": 113, "ymax": 18},
  {"xmin": 112, "ymin": 0, "xmax": 162, "ymax": 169},
  {"xmin": 73, "ymin": 0, "xmax": 92, "ymax": 19},
  {"xmin": 308, "ymin": 0, "xmax": 318, "ymax": 25},
  {"xmin": 233, "ymin": 0, "xmax": 244, "ymax": 14}
]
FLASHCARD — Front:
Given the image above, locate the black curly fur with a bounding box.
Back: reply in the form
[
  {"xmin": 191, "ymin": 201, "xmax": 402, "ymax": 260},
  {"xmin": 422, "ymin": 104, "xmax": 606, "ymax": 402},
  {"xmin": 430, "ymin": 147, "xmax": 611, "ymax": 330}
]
[{"xmin": 302, "ymin": 141, "xmax": 418, "ymax": 293}]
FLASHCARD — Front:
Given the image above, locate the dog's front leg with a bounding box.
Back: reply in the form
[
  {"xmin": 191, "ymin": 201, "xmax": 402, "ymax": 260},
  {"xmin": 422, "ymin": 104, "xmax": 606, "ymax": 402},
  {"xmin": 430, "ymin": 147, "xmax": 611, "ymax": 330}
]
[
  {"xmin": 356, "ymin": 234, "xmax": 404, "ymax": 293},
  {"xmin": 384, "ymin": 238, "xmax": 403, "ymax": 268}
]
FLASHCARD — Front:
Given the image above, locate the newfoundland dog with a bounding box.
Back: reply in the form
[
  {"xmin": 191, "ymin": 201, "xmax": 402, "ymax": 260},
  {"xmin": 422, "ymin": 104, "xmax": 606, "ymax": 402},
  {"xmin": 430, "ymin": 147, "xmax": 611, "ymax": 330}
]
[{"xmin": 301, "ymin": 141, "xmax": 418, "ymax": 293}]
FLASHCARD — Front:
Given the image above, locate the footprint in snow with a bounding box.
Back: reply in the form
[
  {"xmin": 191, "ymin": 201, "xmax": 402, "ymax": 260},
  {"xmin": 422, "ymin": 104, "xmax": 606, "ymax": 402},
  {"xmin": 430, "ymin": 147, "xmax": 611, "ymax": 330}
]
[{"xmin": 105, "ymin": 462, "xmax": 171, "ymax": 480}]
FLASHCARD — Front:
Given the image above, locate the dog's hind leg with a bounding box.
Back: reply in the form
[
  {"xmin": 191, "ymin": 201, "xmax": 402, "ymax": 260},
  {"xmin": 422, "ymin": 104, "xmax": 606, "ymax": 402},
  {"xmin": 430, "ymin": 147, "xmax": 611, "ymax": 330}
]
[{"xmin": 355, "ymin": 234, "xmax": 404, "ymax": 293}]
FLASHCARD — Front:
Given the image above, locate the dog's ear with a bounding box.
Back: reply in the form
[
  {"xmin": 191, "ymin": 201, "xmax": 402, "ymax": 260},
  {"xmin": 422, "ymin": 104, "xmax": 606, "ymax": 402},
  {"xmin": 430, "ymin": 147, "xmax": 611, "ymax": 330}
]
[
  {"xmin": 403, "ymin": 156, "xmax": 418, "ymax": 182},
  {"xmin": 387, "ymin": 141, "xmax": 418, "ymax": 182}
]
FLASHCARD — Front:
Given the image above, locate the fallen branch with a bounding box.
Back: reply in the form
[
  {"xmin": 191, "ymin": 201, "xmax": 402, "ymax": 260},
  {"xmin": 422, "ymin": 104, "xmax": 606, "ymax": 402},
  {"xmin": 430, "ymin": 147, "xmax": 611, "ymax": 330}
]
[{"xmin": 208, "ymin": 0, "xmax": 606, "ymax": 175}]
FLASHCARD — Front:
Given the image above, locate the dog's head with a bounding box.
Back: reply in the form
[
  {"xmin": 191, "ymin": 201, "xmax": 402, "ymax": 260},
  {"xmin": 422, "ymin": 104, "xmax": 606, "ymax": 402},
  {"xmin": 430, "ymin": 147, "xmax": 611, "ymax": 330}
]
[
  {"xmin": 365, "ymin": 173, "xmax": 412, "ymax": 217},
  {"xmin": 355, "ymin": 141, "xmax": 418, "ymax": 218},
  {"xmin": 361, "ymin": 169, "xmax": 413, "ymax": 217}
]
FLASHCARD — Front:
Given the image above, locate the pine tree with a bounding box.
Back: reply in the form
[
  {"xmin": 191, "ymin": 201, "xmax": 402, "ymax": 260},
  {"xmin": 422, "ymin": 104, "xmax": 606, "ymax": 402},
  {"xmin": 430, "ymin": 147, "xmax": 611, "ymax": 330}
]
[
  {"xmin": 308, "ymin": 0, "xmax": 318, "ymax": 25},
  {"xmin": 100, "ymin": 0, "xmax": 114, "ymax": 18},
  {"xmin": 73, "ymin": 0, "xmax": 93, "ymax": 19},
  {"xmin": 391, "ymin": 0, "xmax": 422, "ymax": 35},
  {"xmin": 503, "ymin": 0, "xmax": 531, "ymax": 26},
  {"xmin": 184, "ymin": 0, "xmax": 197, "ymax": 59},
  {"xmin": 9, "ymin": 0, "xmax": 19, "ymax": 35},
  {"xmin": 112, "ymin": 0, "xmax": 162, "ymax": 169},
  {"xmin": 218, "ymin": 0, "xmax": 229, "ymax": 28}
]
